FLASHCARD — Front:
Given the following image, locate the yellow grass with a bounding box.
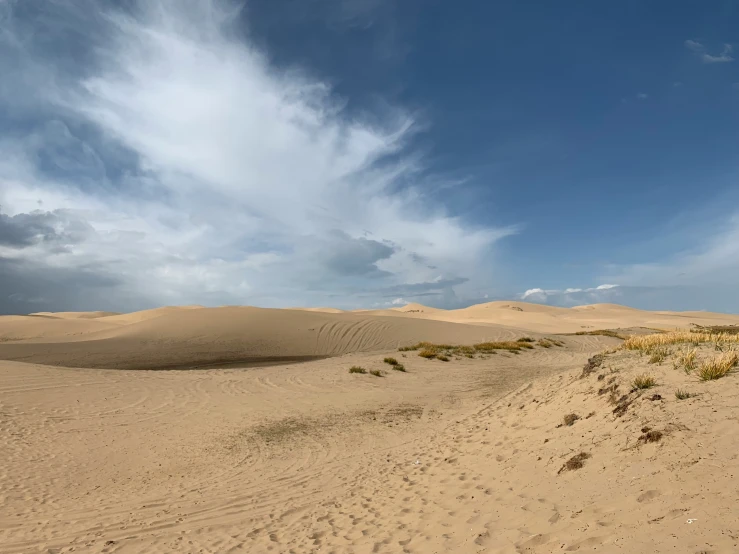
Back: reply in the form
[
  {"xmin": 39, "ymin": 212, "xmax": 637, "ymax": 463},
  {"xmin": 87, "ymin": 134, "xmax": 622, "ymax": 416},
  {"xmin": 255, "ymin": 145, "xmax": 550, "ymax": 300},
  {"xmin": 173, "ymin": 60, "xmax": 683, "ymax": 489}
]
[
  {"xmin": 673, "ymin": 348, "xmax": 697, "ymax": 374},
  {"xmin": 696, "ymin": 351, "xmax": 738, "ymax": 381},
  {"xmin": 623, "ymin": 332, "xmax": 739, "ymax": 351},
  {"xmin": 632, "ymin": 373, "xmax": 657, "ymax": 390}
]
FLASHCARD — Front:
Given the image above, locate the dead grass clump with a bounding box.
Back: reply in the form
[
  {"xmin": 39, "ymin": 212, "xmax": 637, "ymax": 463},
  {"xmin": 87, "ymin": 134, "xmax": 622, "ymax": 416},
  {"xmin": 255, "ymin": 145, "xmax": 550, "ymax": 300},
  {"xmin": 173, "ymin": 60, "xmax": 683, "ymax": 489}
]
[
  {"xmin": 575, "ymin": 329, "xmax": 627, "ymax": 339},
  {"xmin": 383, "ymin": 357, "xmax": 399, "ymax": 366},
  {"xmin": 580, "ymin": 353, "xmax": 605, "ymax": 378},
  {"xmin": 418, "ymin": 349, "xmax": 437, "ymax": 359},
  {"xmin": 349, "ymin": 366, "xmax": 367, "ymax": 374},
  {"xmin": 674, "ymin": 348, "xmax": 697, "ymax": 374},
  {"xmin": 648, "ymin": 346, "xmax": 670, "ymax": 364},
  {"xmin": 558, "ymin": 452, "xmax": 591, "ymax": 474},
  {"xmin": 632, "ymin": 373, "xmax": 657, "ymax": 390},
  {"xmin": 369, "ymin": 369, "xmax": 384, "ymax": 377},
  {"xmin": 563, "ymin": 413, "xmax": 580, "ymax": 426},
  {"xmin": 690, "ymin": 324, "xmax": 739, "ymax": 335},
  {"xmin": 696, "ymin": 351, "xmax": 738, "ymax": 381},
  {"xmin": 612, "ymin": 394, "xmax": 633, "ymax": 417},
  {"xmin": 437, "ymin": 354, "xmax": 450, "ymax": 362},
  {"xmin": 537, "ymin": 338, "xmax": 554, "ymax": 348},
  {"xmin": 675, "ymin": 389, "xmax": 693, "ymax": 400},
  {"xmin": 474, "ymin": 340, "xmax": 533, "ymax": 352},
  {"xmin": 517, "ymin": 337, "xmax": 535, "ymax": 343},
  {"xmin": 392, "ymin": 363, "xmax": 406, "ymax": 372},
  {"xmin": 638, "ymin": 429, "xmax": 663, "ymax": 444}
]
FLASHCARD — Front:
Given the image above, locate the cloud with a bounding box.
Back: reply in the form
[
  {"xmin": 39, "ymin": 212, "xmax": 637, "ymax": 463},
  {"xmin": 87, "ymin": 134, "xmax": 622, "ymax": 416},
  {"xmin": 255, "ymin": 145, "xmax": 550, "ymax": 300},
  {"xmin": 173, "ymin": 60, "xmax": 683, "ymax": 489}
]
[
  {"xmin": 0, "ymin": 0, "xmax": 516, "ymax": 313},
  {"xmin": 685, "ymin": 39, "xmax": 734, "ymax": 64},
  {"xmin": 519, "ymin": 284, "xmax": 621, "ymax": 306},
  {"xmin": 636, "ymin": 92, "xmax": 648, "ymax": 100}
]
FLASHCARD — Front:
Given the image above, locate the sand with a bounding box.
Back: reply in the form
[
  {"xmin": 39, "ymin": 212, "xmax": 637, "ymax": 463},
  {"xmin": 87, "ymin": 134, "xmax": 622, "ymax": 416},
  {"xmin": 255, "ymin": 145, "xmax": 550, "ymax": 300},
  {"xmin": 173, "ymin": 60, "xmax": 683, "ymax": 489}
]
[{"xmin": 1, "ymin": 301, "xmax": 739, "ymax": 553}]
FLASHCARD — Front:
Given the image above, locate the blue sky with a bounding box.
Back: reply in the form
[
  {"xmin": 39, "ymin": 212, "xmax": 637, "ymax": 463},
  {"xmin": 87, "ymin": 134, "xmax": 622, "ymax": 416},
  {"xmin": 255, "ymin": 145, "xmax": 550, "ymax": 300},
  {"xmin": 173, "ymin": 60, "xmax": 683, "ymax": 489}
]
[{"xmin": 1, "ymin": 0, "xmax": 739, "ymax": 314}]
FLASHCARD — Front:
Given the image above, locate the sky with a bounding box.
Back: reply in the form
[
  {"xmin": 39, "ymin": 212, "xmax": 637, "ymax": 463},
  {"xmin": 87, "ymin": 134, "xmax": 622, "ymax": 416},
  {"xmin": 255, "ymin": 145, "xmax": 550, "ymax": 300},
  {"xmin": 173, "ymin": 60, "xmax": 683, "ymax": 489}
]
[{"xmin": 1, "ymin": 0, "xmax": 739, "ymax": 315}]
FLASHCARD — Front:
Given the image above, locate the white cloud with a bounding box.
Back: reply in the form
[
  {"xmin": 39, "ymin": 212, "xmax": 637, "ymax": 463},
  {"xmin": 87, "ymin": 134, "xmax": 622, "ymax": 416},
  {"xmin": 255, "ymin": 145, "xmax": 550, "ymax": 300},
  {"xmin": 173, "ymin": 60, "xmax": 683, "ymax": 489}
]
[
  {"xmin": 637, "ymin": 92, "xmax": 648, "ymax": 99},
  {"xmin": 685, "ymin": 39, "xmax": 734, "ymax": 64},
  {"xmin": 0, "ymin": 0, "xmax": 516, "ymax": 312},
  {"xmin": 519, "ymin": 285, "xmax": 622, "ymax": 306}
]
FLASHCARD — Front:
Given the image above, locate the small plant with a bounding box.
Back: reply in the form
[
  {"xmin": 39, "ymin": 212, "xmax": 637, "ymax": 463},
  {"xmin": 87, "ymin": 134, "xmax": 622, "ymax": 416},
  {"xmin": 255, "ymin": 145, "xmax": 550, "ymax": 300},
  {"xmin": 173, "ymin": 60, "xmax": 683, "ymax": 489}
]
[
  {"xmin": 563, "ymin": 413, "xmax": 580, "ymax": 426},
  {"xmin": 349, "ymin": 366, "xmax": 367, "ymax": 374},
  {"xmin": 418, "ymin": 349, "xmax": 437, "ymax": 359},
  {"xmin": 537, "ymin": 338, "xmax": 554, "ymax": 348},
  {"xmin": 632, "ymin": 373, "xmax": 656, "ymax": 390},
  {"xmin": 383, "ymin": 357, "xmax": 399, "ymax": 366},
  {"xmin": 392, "ymin": 363, "xmax": 406, "ymax": 372},
  {"xmin": 675, "ymin": 389, "xmax": 693, "ymax": 400},
  {"xmin": 674, "ymin": 348, "xmax": 697, "ymax": 374},
  {"xmin": 558, "ymin": 452, "xmax": 591, "ymax": 474},
  {"xmin": 648, "ymin": 346, "xmax": 670, "ymax": 364},
  {"xmin": 696, "ymin": 351, "xmax": 738, "ymax": 381},
  {"xmin": 369, "ymin": 369, "xmax": 384, "ymax": 377},
  {"xmin": 517, "ymin": 337, "xmax": 535, "ymax": 343},
  {"xmin": 638, "ymin": 429, "xmax": 663, "ymax": 444},
  {"xmin": 437, "ymin": 354, "xmax": 450, "ymax": 362}
]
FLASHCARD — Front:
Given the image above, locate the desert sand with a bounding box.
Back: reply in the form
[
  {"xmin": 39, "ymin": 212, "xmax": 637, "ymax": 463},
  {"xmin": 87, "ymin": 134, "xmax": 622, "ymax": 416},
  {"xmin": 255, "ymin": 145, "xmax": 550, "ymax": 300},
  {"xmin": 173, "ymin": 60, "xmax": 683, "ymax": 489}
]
[{"xmin": 2, "ymin": 302, "xmax": 739, "ymax": 553}]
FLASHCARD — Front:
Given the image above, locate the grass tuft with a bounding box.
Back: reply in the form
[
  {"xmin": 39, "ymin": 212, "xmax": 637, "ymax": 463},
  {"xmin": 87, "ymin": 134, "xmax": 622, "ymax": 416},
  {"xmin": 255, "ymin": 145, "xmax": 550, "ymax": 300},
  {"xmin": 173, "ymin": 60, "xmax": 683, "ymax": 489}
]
[
  {"xmin": 638, "ymin": 429, "xmax": 663, "ymax": 444},
  {"xmin": 392, "ymin": 363, "xmax": 406, "ymax": 372},
  {"xmin": 383, "ymin": 357, "xmax": 399, "ymax": 366},
  {"xmin": 369, "ymin": 369, "xmax": 384, "ymax": 377},
  {"xmin": 517, "ymin": 337, "xmax": 535, "ymax": 343},
  {"xmin": 574, "ymin": 329, "xmax": 628, "ymax": 339},
  {"xmin": 418, "ymin": 349, "xmax": 437, "ymax": 359},
  {"xmin": 675, "ymin": 389, "xmax": 693, "ymax": 400},
  {"xmin": 563, "ymin": 413, "xmax": 580, "ymax": 426},
  {"xmin": 648, "ymin": 346, "xmax": 670, "ymax": 364},
  {"xmin": 632, "ymin": 373, "xmax": 656, "ymax": 390},
  {"xmin": 436, "ymin": 354, "xmax": 450, "ymax": 362},
  {"xmin": 674, "ymin": 348, "xmax": 697, "ymax": 374},
  {"xmin": 696, "ymin": 351, "xmax": 738, "ymax": 381},
  {"xmin": 349, "ymin": 366, "xmax": 367, "ymax": 374}
]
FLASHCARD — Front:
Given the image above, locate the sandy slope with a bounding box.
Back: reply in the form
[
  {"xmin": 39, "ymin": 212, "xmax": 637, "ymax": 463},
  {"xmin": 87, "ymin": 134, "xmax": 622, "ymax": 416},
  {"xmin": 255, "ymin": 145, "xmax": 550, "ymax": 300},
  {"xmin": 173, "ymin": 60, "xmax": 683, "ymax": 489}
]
[{"xmin": 1, "ymin": 301, "xmax": 739, "ymax": 553}]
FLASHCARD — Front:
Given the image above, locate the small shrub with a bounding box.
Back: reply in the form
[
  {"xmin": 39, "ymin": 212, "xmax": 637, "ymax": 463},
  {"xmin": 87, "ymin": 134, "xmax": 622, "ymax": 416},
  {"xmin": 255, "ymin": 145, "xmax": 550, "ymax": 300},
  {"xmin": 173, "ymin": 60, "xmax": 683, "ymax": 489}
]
[
  {"xmin": 383, "ymin": 357, "xmax": 399, "ymax": 366},
  {"xmin": 349, "ymin": 366, "xmax": 366, "ymax": 374},
  {"xmin": 437, "ymin": 354, "xmax": 450, "ymax": 362},
  {"xmin": 392, "ymin": 363, "xmax": 406, "ymax": 372},
  {"xmin": 418, "ymin": 349, "xmax": 437, "ymax": 359},
  {"xmin": 632, "ymin": 374, "xmax": 656, "ymax": 390},
  {"xmin": 675, "ymin": 389, "xmax": 693, "ymax": 400},
  {"xmin": 558, "ymin": 452, "xmax": 591, "ymax": 474},
  {"xmin": 517, "ymin": 337, "xmax": 535, "ymax": 343},
  {"xmin": 369, "ymin": 369, "xmax": 384, "ymax": 377},
  {"xmin": 537, "ymin": 338, "xmax": 554, "ymax": 348},
  {"xmin": 638, "ymin": 429, "xmax": 663, "ymax": 444},
  {"xmin": 696, "ymin": 351, "xmax": 738, "ymax": 381},
  {"xmin": 563, "ymin": 413, "xmax": 580, "ymax": 426},
  {"xmin": 674, "ymin": 348, "xmax": 697, "ymax": 374}
]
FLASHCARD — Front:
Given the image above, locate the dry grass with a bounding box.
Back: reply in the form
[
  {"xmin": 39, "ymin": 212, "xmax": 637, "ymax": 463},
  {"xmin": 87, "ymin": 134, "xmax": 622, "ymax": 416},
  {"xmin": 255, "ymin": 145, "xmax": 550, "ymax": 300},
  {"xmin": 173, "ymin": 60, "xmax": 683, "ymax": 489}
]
[
  {"xmin": 563, "ymin": 413, "xmax": 580, "ymax": 426},
  {"xmin": 369, "ymin": 369, "xmax": 384, "ymax": 377},
  {"xmin": 624, "ymin": 331, "xmax": 739, "ymax": 352},
  {"xmin": 436, "ymin": 354, "xmax": 450, "ymax": 362},
  {"xmin": 402, "ymin": 340, "xmax": 538, "ymax": 361},
  {"xmin": 383, "ymin": 357, "xmax": 399, "ymax": 366},
  {"xmin": 673, "ymin": 348, "xmax": 698, "ymax": 374},
  {"xmin": 418, "ymin": 349, "xmax": 437, "ymax": 359},
  {"xmin": 392, "ymin": 363, "xmax": 406, "ymax": 372},
  {"xmin": 580, "ymin": 353, "xmax": 605, "ymax": 378},
  {"xmin": 675, "ymin": 389, "xmax": 693, "ymax": 400},
  {"xmin": 349, "ymin": 366, "xmax": 367, "ymax": 374},
  {"xmin": 632, "ymin": 373, "xmax": 657, "ymax": 390},
  {"xmin": 517, "ymin": 337, "xmax": 535, "ymax": 343},
  {"xmin": 574, "ymin": 329, "xmax": 628, "ymax": 339},
  {"xmin": 696, "ymin": 351, "xmax": 738, "ymax": 381},
  {"xmin": 558, "ymin": 452, "xmax": 591, "ymax": 474},
  {"xmin": 648, "ymin": 346, "xmax": 670, "ymax": 364},
  {"xmin": 638, "ymin": 429, "xmax": 663, "ymax": 444}
]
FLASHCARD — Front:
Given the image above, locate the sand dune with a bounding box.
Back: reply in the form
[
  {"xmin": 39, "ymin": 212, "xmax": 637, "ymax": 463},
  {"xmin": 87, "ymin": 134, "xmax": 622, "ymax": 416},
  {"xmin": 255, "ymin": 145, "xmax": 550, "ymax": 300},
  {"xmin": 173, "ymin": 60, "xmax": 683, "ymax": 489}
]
[{"xmin": 2, "ymin": 301, "xmax": 739, "ymax": 553}]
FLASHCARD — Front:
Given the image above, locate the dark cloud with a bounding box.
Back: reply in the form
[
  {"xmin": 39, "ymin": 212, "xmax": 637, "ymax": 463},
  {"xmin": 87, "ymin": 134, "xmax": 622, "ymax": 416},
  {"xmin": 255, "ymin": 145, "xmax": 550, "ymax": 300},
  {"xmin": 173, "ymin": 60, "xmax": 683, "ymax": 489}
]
[
  {"xmin": 322, "ymin": 230, "xmax": 395, "ymax": 276},
  {"xmin": 0, "ymin": 207, "xmax": 93, "ymax": 249}
]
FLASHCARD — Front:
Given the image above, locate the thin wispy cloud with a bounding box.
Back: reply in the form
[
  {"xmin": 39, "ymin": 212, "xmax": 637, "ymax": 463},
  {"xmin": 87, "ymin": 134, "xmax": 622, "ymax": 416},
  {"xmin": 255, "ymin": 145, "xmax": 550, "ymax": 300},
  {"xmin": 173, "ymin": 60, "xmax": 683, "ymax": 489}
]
[
  {"xmin": 685, "ymin": 39, "xmax": 734, "ymax": 63},
  {"xmin": 0, "ymin": 0, "xmax": 516, "ymax": 313}
]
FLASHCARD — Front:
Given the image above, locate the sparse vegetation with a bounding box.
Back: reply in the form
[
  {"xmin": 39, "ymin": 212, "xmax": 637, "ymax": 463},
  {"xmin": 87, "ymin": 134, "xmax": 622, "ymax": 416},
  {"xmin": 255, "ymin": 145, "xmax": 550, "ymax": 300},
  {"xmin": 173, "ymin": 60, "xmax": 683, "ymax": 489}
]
[
  {"xmin": 675, "ymin": 389, "xmax": 694, "ymax": 400},
  {"xmin": 349, "ymin": 366, "xmax": 367, "ymax": 374},
  {"xmin": 369, "ymin": 369, "xmax": 384, "ymax": 377},
  {"xmin": 398, "ymin": 339, "xmax": 539, "ymax": 361},
  {"xmin": 558, "ymin": 452, "xmax": 591, "ymax": 474},
  {"xmin": 632, "ymin": 373, "xmax": 657, "ymax": 390},
  {"xmin": 383, "ymin": 357, "xmax": 399, "ymax": 366},
  {"xmin": 674, "ymin": 348, "xmax": 698, "ymax": 374},
  {"xmin": 392, "ymin": 363, "xmax": 406, "ymax": 372},
  {"xmin": 638, "ymin": 429, "xmax": 663, "ymax": 444},
  {"xmin": 517, "ymin": 337, "xmax": 535, "ymax": 343},
  {"xmin": 574, "ymin": 329, "xmax": 628, "ymax": 339},
  {"xmin": 537, "ymin": 338, "xmax": 554, "ymax": 348},
  {"xmin": 418, "ymin": 349, "xmax": 437, "ymax": 359},
  {"xmin": 623, "ymin": 331, "xmax": 739, "ymax": 352},
  {"xmin": 696, "ymin": 351, "xmax": 738, "ymax": 381},
  {"xmin": 563, "ymin": 413, "xmax": 580, "ymax": 426},
  {"xmin": 648, "ymin": 346, "xmax": 670, "ymax": 364},
  {"xmin": 436, "ymin": 354, "xmax": 450, "ymax": 362}
]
